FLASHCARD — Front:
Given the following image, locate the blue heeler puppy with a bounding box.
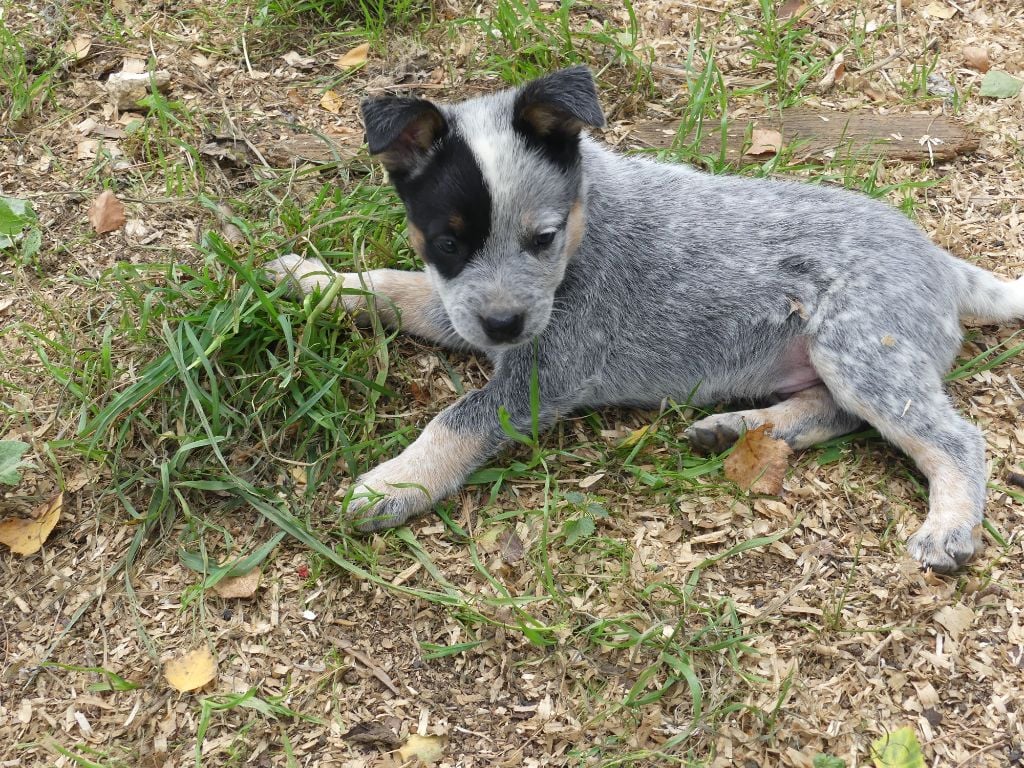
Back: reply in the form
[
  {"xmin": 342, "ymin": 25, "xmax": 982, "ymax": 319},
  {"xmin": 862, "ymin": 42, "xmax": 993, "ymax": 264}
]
[{"xmin": 267, "ymin": 66, "xmax": 1024, "ymax": 573}]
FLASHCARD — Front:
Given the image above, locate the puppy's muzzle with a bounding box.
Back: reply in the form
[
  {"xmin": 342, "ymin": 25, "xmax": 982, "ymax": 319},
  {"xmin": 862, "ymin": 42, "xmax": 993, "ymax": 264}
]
[{"xmin": 479, "ymin": 311, "xmax": 526, "ymax": 343}]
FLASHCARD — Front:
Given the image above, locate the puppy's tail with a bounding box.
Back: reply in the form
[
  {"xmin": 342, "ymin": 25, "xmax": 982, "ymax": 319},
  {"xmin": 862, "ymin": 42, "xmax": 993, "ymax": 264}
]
[{"xmin": 954, "ymin": 259, "xmax": 1024, "ymax": 324}]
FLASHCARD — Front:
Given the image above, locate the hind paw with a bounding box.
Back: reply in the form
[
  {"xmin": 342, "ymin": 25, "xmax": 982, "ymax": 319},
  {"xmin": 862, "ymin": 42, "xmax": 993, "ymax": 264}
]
[
  {"xmin": 907, "ymin": 523, "xmax": 982, "ymax": 573},
  {"xmin": 684, "ymin": 413, "xmax": 757, "ymax": 455}
]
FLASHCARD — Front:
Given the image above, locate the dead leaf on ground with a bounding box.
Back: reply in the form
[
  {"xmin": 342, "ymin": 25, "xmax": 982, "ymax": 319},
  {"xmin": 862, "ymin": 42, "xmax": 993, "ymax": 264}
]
[
  {"xmin": 213, "ymin": 202, "xmax": 244, "ymax": 244},
  {"xmin": 498, "ymin": 529, "xmax": 525, "ymax": 564},
  {"xmin": 921, "ymin": 1, "xmax": 957, "ymax": 19},
  {"xmin": 62, "ymin": 35, "xmax": 92, "ymax": 61},
  {"xmin": 335, "ymin": 42, "xmax": 369, "ymax": 70},
  {"xmin": 398, "ymin": 734, "xmax": 445, "ymax": 765},
  {"xmin": 962, "ymin": 46, "xmax": 991, "ymax": 73},
  {"xmin": 199, "ymin": 137, "xmax": 249, "ymax": 167},
  {"xmin": 341, "ymin": 721, "xmax": 401, "ymax": 749},
  {"xmin": 121, "ymin": 57, "xmax": 146, "ymax": 74},
  {"xmin": 0, "ymin": 492, "xmax": 62, "ymax": 555},
  {"xmin": 212, "ymin": 568, "xmax": 261, "ymax": 598},
  {"xmin": 934, "ymin": 604, "xmax": 975, "ymax": 640},
  {"xmin": 282, "ymin": 51, "xmax": 316, "ymax": 70},
  {"xmin": 163, "ymin": 648, "xmax": 217, "ymax": 692},
  {"xmin": 724, "ymin": 424, "xmax": 792, "ymax": 495},
  {"xmin": 777, "ymin": 0, "xmax": 807, "ymax": 20},
  {"xmin": 88, "ymin": 191, "xmax": 126, "ymax": 234},
  {"xmin": 746, "ymin": 128, "xmax": 783, "ymax": 156},
  {"xmin": 320, "ymin": 89, "xmax": 343, "ymax": 114}
]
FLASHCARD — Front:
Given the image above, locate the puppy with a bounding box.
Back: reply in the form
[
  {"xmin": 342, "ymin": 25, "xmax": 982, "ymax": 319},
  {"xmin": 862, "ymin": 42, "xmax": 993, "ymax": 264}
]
[{"xmin": 267, "ymin": 66, "xmax": 1024, "ymax": 572}]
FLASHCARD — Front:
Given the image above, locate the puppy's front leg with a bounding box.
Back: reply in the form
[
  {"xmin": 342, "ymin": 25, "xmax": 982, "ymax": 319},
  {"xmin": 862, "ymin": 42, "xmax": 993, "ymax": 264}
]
[
  {"xmin": 264, "ymin": 254, "xmax": 467, "ymax": 349},
  {"xmin": 346, "ymin": 393, "xmax": 496, "ymax": 531},
  {"xmin": 345, "ymin": 361, "xmax": 557, "ymax": 531}
]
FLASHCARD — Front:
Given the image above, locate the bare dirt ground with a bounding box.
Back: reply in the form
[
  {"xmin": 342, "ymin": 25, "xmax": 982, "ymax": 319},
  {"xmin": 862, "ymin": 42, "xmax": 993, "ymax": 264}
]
[{"xmin": 2, "ymin": 1, "xmax": 1023, "ymax": 766}]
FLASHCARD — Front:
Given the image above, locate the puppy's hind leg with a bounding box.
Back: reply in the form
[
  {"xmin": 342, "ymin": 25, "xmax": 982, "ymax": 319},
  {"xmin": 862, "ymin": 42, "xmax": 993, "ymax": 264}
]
[
  {"xmin": 809, "ymin": 340, "xmax": 986, "ymax": 572},
  {"xmin": 685, "ymin": 384, "xmax": 864, "ymax": 454}
]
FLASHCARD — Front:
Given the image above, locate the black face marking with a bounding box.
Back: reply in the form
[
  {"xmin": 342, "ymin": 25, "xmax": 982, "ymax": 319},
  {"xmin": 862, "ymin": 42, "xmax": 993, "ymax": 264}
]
[{"xmin": 392, "ymin": 131, "xmax": 491, "ymax": 280}]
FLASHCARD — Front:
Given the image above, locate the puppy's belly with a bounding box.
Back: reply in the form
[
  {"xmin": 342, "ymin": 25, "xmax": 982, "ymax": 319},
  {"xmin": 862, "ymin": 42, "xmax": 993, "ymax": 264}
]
[{"xmin": 769, "ymin": 336, "xmax": 821, "ymax": 396}]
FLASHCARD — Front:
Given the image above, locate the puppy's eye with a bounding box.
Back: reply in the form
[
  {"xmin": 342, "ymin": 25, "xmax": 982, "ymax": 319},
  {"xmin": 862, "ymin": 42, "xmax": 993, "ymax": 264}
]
[
  {"xmin": 434, "ymin": 236, "xmax": 458, "ymax": 255},
  {"xmin": 533, "ymin": 231, "xmax": 556, "ymax": 249}
]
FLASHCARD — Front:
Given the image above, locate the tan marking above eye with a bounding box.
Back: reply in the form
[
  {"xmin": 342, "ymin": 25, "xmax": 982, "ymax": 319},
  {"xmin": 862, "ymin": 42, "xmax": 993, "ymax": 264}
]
[
  {"xmin": 448, "ymin": 212, "xmax": 465, "ymax": 233},
  {"xmin": 407, "ymin": 222, "xmax": 427, "ymax": 257}
]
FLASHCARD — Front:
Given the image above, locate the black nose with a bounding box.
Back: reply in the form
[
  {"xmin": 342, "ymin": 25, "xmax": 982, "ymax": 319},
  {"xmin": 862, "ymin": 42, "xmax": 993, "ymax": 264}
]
[{"xmin": 479, "ymin": 312, "xmax": 525, "ymax": 343}]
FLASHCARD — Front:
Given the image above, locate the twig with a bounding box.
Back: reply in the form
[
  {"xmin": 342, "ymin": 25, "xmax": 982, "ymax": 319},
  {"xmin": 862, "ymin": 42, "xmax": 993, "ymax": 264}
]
[
  {"xmin": 895, "ymin": 0, "xmax": 904, "ymax": 49},
  {"xmin": 854, "ymin": 49, "xmax": 903, "ymax": 77}
]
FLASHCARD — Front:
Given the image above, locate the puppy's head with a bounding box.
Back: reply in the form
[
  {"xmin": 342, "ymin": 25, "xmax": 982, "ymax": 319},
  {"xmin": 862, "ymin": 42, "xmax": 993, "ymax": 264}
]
[{"xmin": 361, "ymin": 66, "xmax": 604, "ymax": 350}]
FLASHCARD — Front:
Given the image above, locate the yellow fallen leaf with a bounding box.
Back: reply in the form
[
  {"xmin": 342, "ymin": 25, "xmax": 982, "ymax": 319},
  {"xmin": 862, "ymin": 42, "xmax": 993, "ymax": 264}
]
[
  {"xmin": 619, "ymin": 424, "xmax": 651, "ymax": 448},
  {"xmin": 164, "ymin": 647, "xmax": 217, "ymax": 692},
  {"xmin": 746, "ymin": 128, "xmax": 783, "ymax": 156},
  {"xmin": 335, "ymin": 42, "xmax": 369, "ymax": 69},
  {"xmin": 399, "ymin": 734, "xmax": 445, "ymax": 764},
  {"xmin": 0, "ymin": 493, "xmax": 62, "ymax": 555},
  {"xmin": 921, "ymin": 2, "xmax": 957, "ymax": 19},
  {"xmin": 320, "ymin": 89, "xmax": 343, "ymax": 114},
  {"xmin": 212, "ymin": 568, "xmax": 261, "ymax": 599},
  {"xmin": 723, "ymin": 424, "xmax": 792, "ymax": 495}
]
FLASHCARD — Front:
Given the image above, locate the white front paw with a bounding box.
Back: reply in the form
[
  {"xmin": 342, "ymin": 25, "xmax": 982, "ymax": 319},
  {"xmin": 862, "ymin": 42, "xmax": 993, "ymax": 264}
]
[
  {"xmin": 264, "ymin": 254, "xmax": 333, "ymax": 297},
  {"xmin": 340, "ymin": 463, "xmax": 435, "ymax": 533}
]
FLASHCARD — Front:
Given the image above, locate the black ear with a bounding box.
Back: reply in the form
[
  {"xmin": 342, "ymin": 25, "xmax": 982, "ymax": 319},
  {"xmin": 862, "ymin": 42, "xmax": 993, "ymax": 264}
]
[
  {"xmin": 512, "ymin": 66, "xmax": 605, "ymax": 142},
  {"xmin": 360, "ymin": 97, "xmax": 447, "ymax": 175}
]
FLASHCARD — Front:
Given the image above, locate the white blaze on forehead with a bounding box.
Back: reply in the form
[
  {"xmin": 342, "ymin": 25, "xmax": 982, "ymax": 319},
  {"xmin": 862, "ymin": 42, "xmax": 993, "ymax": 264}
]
[{"xmin": 454, "ymin": 99, "xmax": 515, "ymax": 199}]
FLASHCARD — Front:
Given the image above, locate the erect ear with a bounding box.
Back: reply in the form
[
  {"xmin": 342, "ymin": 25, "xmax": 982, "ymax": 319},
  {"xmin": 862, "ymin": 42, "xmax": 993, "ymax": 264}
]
[
  {"xmin": 360, "ymin": 97, "xmax": 447, "ymax": 175},
  {"xmin": 512, "ymin": 66, "xmax": 605, "ymax": 142}
]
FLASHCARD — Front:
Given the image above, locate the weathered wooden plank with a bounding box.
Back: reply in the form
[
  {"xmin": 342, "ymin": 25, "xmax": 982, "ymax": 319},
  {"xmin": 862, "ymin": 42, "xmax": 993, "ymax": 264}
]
[{"xmin": 626, "ymin": 108, "xmax": 980, "ymax": 164}]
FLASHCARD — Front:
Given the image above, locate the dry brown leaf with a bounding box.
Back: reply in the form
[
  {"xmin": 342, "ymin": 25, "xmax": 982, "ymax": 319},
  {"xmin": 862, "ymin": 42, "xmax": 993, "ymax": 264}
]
[
  {"xmin": 963, "ymin": 46, "xmax": 991, "ymax": 73},
  {"xmin": 746, "ymin": 128, "xmax": 783, "ymax": 156},
  {"xmin": 0, "ymin": 493, "xmax": 62, "ymax": 555},
  {"xmin": 212, "ymin": 568, "xmax": 261, "ymax": 598},
  {"xmin": 111, "ymin": 0, "xmax": 130, "ymax": 14},
  {"xmin": 498, "ymin": 529, "xmax": 525, "ymax": 563},
  {"xmin": 335, "ymin": 42, "xmax": 369, "ymax": 69},
  {"xmin": 934, "ymin": 604, "xmax": 974, "ymax": 640},
  {"xmin": 342, "ymin": 721, "xmax": 400, "ymax": 749},
  {"xmin": 398, "ymin": 734, "xmax": 445, "ymax": 765},
  {"xmin": 921, "ymin": 1, "xmax": 957, "ymax": 19},
  {"xmin": 164, "ymin": 648, "xmax": 217, "ymax": 692},
  {"xmin": 777, "ymin": 0, "xmax": 807, "ymax": 20},
  {"xmin": 320, "ymin": 89, "xmax": 343, "ymax": 114},
  {"xmin": 62, "ymin": 35, "xmax": 93, "ymax": 61},
  {"xmin": 88, "ymin": 191, "xmax": 126, "ymax": 234},
  {"xmin": 724, "ymin": 424, "xmax": 792, "ymax": 495},
  {"xmin": 77, "ymin": 139, "xmax": 99, "ymax": 160}
]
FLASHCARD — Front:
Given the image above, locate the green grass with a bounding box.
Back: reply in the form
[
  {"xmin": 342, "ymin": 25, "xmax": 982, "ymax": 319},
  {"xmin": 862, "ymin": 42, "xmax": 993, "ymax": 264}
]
[
  {"xmin": 0, "ymin": 12, "xmax": 65, "ymax": 125},
  {"xmin": 738, "ymin": 0, "xmax": 835, "ymax": 107},
  {"xmin": 463, "ymin": 0, "xmax": 653, "ymax": 90}
]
